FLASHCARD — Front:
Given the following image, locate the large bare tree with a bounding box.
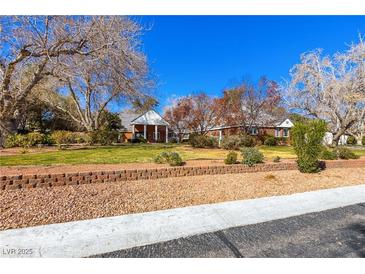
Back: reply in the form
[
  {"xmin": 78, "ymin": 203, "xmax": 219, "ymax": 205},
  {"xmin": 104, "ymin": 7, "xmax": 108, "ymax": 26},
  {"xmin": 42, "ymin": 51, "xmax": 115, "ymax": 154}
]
[
  {"xmin": 41, "ymin": 16, "xmax": 150, "ymax": 131},
  {"xmin": 284, "ymin": 38, "xmax": 365, "ymax": 145},
  {"xmin": 0, "ymin": 16, "xmax": 151, "ymax": 144}
]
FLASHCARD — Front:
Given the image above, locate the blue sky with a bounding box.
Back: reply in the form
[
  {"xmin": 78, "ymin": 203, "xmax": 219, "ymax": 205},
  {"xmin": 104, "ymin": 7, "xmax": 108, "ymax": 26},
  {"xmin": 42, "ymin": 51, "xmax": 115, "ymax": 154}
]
[{"xmin": 123, "ymin": 16, "xmax": 364, "ymax": 113}]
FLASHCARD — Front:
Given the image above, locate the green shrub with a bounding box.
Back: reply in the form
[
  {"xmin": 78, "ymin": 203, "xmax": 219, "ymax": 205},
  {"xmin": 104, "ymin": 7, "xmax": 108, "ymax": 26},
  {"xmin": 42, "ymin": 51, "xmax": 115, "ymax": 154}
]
[
  {"xmin": 4, "ymin": 132, "xmax": 45, "ymax": 148},
  {"xmin": 273, "ymin": 156, "xmax": 281, "ymax": 163},
  {"xmin": 291, "ymin": 120, "xmax": 327, "ymax": 173},
  {"xmin": 168, "ymin": 152, "xmax": 184, "ymax": 166},
  {"xmin": 241, "ymin": 147, "xmax": 264, "ymax": 166},
  {"xmin": 320, "ymin": 147, "xmax": 338, "ymax": 160},
  {"xmin": 153, "ymin": 152, "xmax": 169, "ymax": 164},
  {"xmin": 264, "ymin": 136, "xmax": 277, "ymax": 146},
  {"xmin": 189, "ymin": 134, "xmax": 217, "ymax": 148},
  {"xmin": 4, "ymin": 134, "xmax": 18, "ymax": 148},
  {"xmin": 42, "ymin": 134, "xmax": 55, "ymax": 145},
  {"xmin": 170, "ymin": 138, "xmax": 178, "ymax": 144},
  {"xmin": 72, "ymin": 132, "xmax": 92, "ymax": 144},
  {"xmin": 51, "ymin": 130, "xmax": 74, "ymax": 147},
  {"xmin": 224, "ymin": 151, "xmax": 238, "ymax": 165},
  {"xmin": 240, "ymin": 134, "xmax": 255, "ymax": 147},
  {"xmin": 221, "ymin": 135, "xmax": 242, "ymax": 150},
  {"xmin": 346, "ymin": 136, "xmax": 357, "ymax": 145},
  {"xmin": 334, "ymin": 147, "xmax": 359, "ymax": 160},
  {"xmin": 131, "ymin": 136, "xmax": 147, "ymax": 143},
  {"xmin": 257, "ymin": 133, "xmax": 270, "ymax": 146},
  {"xmin": 275, "ymin": 137, "xmax": 288, "ymax": 145},
  {"xmin": 15, "ymin": 134, "xmax": 29, "ymax": 148},
  {"xmin": 90, "ymin": 129, "xmax": 119, "ymax": 145},
  {"xmin": 26, "ymin": 132, "xmax": 45, "ymax": 147},
  {"xmin": 154, "ymin": 151, "xmax": 184, "ymax": 166},
  {"xmin": 362, "ymin": 136, "xmax": 365, "ymax": 146},
  {"xmin": 221, "ymin": 134, "xmax": 255, "ymax": 150}
]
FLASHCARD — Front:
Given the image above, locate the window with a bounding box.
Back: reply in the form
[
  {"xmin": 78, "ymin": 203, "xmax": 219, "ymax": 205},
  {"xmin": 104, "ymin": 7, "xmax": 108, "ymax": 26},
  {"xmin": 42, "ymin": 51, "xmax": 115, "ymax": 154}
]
[
  {"xmin": 250, "ymin": 127, "xmax": 258, "ymax": 135},
  {"xmin": 275, "ymin": 129, "xmax": 280, "ymax": 137},
  {"xmin": 283, "ymin": 128, "xmax": 289, "ymax": 137},
  {"xmin": 135, "ymin": 132, "xmax": 144, "ymax": 138},
  {"xmin": 155, "ymin": 132, "xmax": 160, "ymax": 139}
]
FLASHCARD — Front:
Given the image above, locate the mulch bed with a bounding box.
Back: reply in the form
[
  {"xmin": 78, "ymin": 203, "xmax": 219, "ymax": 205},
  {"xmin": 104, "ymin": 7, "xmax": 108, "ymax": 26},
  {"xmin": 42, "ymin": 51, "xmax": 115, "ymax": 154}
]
[{"xmin": 1, "ymin": 167, "xmax": 364, "ymax": 231}]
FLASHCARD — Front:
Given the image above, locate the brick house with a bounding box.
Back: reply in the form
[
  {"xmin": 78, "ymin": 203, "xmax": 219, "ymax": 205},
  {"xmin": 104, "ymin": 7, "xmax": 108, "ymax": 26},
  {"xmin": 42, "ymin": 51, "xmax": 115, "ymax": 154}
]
[
  {"xmin": 119, "ymin": 110, "xmax": 170, "ymax": 143},
  {"xmin": 205, "ymin": 118, "xmax": 294, "ymax": 145}
]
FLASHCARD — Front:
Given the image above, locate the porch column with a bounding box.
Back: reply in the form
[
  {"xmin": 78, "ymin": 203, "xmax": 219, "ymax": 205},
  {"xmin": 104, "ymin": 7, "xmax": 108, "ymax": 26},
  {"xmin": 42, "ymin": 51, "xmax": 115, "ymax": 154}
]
[
  {"xmin": 132, "ymin": 124, "xmax": 135, "ymax": 139},
  {"xmin": 143, "ymin": 124, "xmax": 147, "ymax": 140},
  {"xmin": 165, "ymin": 126, "xmax": 168, "ymax": 143},
  {"xmin": 218, "ymin": 130, "xmax": 222, "ymax": 147},
  {"xmin": 155, "ymin": 125, "xmax": 158, "ymax": 142}
]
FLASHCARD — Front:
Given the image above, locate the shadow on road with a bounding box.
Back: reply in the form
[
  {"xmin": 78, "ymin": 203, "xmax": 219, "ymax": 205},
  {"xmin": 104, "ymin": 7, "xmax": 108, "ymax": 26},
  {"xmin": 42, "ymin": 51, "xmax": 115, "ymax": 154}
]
[
  {"xmin": 214, "ymin": 231, "xmax": 243, "ymax": 258},
  {"xmin": 344, "ymin": 223, "xmax": 365, "ymax": 258}
]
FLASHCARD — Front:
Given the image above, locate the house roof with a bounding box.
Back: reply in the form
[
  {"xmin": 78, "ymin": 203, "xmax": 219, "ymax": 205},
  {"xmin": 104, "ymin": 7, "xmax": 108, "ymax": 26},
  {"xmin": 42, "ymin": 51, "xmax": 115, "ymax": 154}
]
[
  {"xmin": 204, "ymin": 118, "xmax": 294, "ymax": 132},
  {"xmin": 119, "ymin": 110, "xmax": 138, "ymax": 132},
  {"xmin": 276, "ymin": 118, "xmax": 294, "ymax": 128},
  {"xmin": 130, "ymin": 110, "xmax": 169, "ymax": 126},
  {"xmin": 119, "ymin": 109, "xmax": 169, "ymax": 132}
]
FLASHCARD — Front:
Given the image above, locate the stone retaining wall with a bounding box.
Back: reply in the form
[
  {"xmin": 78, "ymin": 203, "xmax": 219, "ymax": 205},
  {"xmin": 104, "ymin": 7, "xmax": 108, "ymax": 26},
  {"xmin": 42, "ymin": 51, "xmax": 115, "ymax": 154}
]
[{"xmin": 1, "ymin": 160, "xmax": 364, "ymax": 191}]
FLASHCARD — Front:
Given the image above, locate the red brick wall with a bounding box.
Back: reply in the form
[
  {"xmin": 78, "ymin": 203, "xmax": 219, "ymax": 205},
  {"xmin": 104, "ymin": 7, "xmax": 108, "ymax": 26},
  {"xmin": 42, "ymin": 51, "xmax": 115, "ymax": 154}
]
[
  {"xmin": 1, "ymin": 159, "xmax": 364, "ymax": 191},
  {"xmin": 131, "ymin": 124, "xmax": 167, "ymax": 143},
  {"xmin": 206, "ymin": 127, "xmax": 277, "ymax": 138}
]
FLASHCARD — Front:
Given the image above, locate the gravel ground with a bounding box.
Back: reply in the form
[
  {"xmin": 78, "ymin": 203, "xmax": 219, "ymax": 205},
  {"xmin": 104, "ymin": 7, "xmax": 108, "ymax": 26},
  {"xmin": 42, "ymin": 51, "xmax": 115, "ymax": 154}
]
[{"xmin": 1, "ymin": 167, "xmax": 364, "ymax": 230}]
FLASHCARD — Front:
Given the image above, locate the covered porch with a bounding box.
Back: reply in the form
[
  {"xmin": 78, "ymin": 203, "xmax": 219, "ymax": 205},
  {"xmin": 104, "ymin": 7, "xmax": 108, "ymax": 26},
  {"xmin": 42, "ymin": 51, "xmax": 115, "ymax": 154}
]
[
  {"xmin": 130, "ymin": 110, "xmax": 170, "ymax": 143},
  {"xmin": 131, "ymin": 124, "xmax": 169, "ymax": 143}
]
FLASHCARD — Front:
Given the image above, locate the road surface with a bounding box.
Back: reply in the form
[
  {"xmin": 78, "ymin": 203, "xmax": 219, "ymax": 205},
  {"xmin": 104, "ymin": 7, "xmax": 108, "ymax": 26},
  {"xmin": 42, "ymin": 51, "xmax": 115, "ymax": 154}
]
[{"xmin": 92, "ymin": 203, "xmax": 365, "ymax": 258}]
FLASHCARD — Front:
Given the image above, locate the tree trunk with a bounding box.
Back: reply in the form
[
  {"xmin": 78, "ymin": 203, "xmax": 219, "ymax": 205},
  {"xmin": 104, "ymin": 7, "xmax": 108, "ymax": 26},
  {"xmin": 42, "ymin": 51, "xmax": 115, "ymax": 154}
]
[
  {"xmin": 332, "ymin": 128, "xmax": 347, "ymax": 146},
  {"xmin": 357, "ymin": 132, "xmax": 364, "ymax": 145},
  {"xmin": 0, "ymin": 118, "xmax": 18, "ymax": 147}
]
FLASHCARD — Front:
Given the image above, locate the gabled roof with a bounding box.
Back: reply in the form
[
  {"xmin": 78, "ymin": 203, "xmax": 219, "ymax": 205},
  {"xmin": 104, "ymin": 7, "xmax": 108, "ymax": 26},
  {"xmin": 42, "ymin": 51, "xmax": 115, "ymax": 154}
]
[
  {"xmin": 202, "ymin": 118, "xmax": 294, "ymax": 132},
  {"xmin": 130, "ymin": 110, "xmax": 169, "ymax": 126},
  {"xmin": 276, "ymin": 118, "xmax": 294, "ymax": 128},
  {"xmin": 119, "ymin": 110, "xmax": 139, "ymax": 132}
]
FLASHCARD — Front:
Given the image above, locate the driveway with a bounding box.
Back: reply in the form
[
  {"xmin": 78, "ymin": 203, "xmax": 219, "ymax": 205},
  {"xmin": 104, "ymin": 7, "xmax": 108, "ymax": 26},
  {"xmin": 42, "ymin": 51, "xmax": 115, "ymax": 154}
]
[{"xmin": 93, "ymin": 203, "xmax": 365, "ymax": 258}]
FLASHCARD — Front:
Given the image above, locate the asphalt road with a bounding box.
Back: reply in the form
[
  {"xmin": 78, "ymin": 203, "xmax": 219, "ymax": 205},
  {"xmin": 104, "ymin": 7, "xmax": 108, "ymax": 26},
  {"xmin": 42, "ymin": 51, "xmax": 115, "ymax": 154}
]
[{"xmin": 92, "ymin": 203, "xmax": 365, "ymax": 258}]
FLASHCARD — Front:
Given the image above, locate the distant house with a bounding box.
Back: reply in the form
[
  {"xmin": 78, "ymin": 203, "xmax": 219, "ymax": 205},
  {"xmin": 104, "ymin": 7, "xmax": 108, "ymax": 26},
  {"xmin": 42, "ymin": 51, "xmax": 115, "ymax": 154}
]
[
  {"xmin": 204, "ymin": 118, "xmax": 294, "ymax": 145},
  {"xmin": 119, "ymin": 110, "xmax": 170, "ymax": 143}
]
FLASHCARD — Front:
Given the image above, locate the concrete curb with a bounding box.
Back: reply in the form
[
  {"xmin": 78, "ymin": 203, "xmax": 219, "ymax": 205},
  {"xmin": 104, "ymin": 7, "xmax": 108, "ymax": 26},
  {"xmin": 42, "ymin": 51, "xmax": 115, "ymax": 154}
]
[{"xmin": 1, "ymin": 184, "xmax": 365, "ymax": 258}]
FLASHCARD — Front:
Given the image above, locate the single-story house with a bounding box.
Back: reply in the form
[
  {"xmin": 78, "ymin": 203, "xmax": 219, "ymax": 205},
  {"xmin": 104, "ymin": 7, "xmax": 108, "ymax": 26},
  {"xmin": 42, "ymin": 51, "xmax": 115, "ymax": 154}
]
[
  {"xmin": 119, "ymin": 110, "xmax": 170, "ymax": 143},
  {"xmin": 204, "ymin": 118, "xmax": 294, "ymax": 145}
]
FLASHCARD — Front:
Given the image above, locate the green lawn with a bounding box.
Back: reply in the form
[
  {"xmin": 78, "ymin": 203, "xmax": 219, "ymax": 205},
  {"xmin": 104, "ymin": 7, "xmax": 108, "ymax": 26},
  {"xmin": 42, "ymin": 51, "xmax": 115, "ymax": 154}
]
[{"xmin": 0, "ymin": 144, "xmax": 364, "ymax": 166}]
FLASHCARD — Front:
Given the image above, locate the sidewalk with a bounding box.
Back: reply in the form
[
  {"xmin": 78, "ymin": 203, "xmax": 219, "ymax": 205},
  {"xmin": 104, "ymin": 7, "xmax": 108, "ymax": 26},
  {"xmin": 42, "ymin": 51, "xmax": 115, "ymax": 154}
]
[{"xmin": 1, "ymin": 184, "xmax": 365, "ymax": 258}]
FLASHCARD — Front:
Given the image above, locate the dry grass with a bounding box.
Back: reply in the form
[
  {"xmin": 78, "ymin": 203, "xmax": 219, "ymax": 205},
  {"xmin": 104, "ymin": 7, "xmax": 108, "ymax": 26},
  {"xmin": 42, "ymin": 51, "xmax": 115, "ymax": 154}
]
[{"xmin": 1, "ymin": 167, "xmax": 364, "ymax": 231}]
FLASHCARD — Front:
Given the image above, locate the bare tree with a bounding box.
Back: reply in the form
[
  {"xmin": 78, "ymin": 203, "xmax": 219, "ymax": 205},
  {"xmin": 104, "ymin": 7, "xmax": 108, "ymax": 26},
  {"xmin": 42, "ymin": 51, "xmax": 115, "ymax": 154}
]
[
  {"xmin": 188, "ymin": 93, "xmax": 219, "ymax": 134},
  {"xmin": 163, "ymin": 97, "xmax": 193, "ymax": 141},
  {"xmin": 41, "ymin": 16, "xmax": 151, "ymax": 131},
  {"xmin": 163, "ymin": 93, "xmax": 219, "ymax": 136},
  {"xmin": 0, "ymin": 16, "xmax": 151, "ymax": 144},
  {"xmin": 284, "ymin": 38, "xmax": 365, "ymax": 145},
  {"xmin": 348, "ymin": 107, "xmax": 365, "ymax": 144},
  {"xmin": 217, "ymin": 77, "xmax": 282, "ymax": 131}
]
